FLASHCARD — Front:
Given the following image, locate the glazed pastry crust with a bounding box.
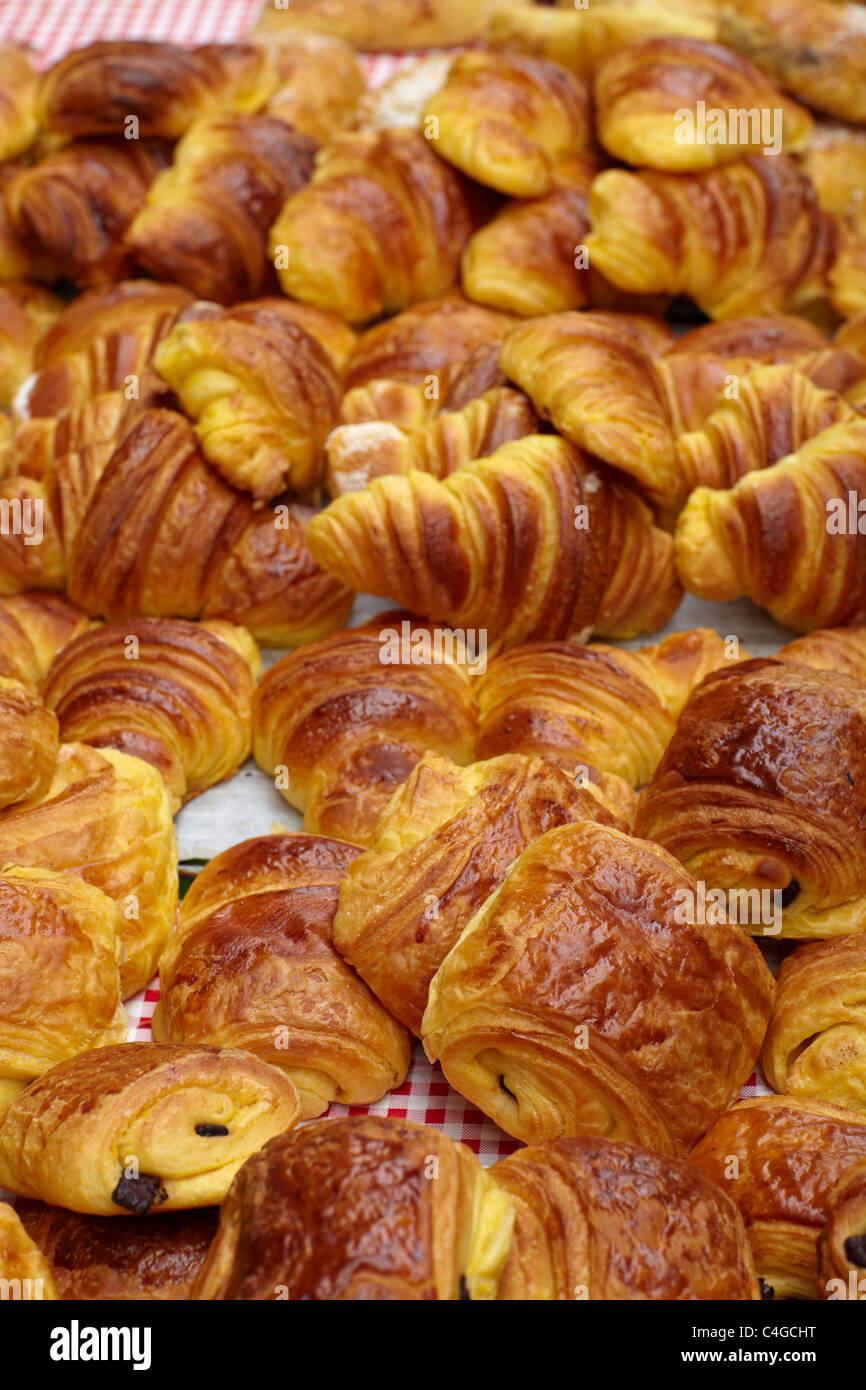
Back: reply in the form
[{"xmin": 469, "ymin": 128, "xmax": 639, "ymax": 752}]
[
  {"xmin": 0, "ymin": 677, "xmax": 58, "ymax": 810},
  {"xmin": 192, "ymin": 1115, "xmax": 514, "ymax": 1300},
  {"xmin": 0, "ymin": 1203, "xmax": 57, "ymax": 1299},
  {"xmin": 492, "ymin": 1136, "xmax": 759, "ymax": 1301},
  {"xmin": 689, "ymin": 1097, "xmax": 866, "ymax": 1300},
  {"xmin": 422, "ymin": 820, "xmax": 775, "ymax": 1152},
  {"xmin": 0, "ymin": 1042, "xmax": 300, "ymax": 1214},
  {"xmin": 333, "ymin": 751, "xmax": 630, "ymax": 1035},
  {"xmin": 818, "ymin": 1162, "xmax": 866, "ymax": 1300},
  {"xmin": 154, "ymin": 833, "xmax": 410, "ymax": 1118}
]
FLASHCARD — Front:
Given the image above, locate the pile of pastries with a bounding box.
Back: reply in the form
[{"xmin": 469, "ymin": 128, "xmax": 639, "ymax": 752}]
[{"xmin": 1, "ymin": 0, "xmax": 866, "ymax": 1301}]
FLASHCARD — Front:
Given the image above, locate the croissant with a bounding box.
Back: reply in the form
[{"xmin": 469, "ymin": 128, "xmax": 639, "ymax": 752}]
[
  {"xmin": 0, "ymin": 1042, "xmax": 299, "ymax": 1215},
  {"xmin": 37, "ymin": 40, "xmax": 276, "ymax": 138},
  {"xmin": 17, "ymin": 1200, "xmax": 218, "ymax": 1301},
  {"xmin": 830, "ymin": 225, "xmax": 866, "ymax": 322},
  {"xmin": 259, "ymin": 32, "xmax": 364, "ymax": 143},
  {"xmin": 0, "ymin": 46, "xmax": 38, "ymax": 162},
  {"xmin": 252, "ymin": 612, "xmax": 478, "ymax": 847},
  {"xmin": 155, "ymin": 832, "xmax": 410, "ymax": 1117},
  {"xmin": 0, "ymin": 742, "xmax": 176, "ymax": 998},
  {"xmin": 307, "ymin": 435, "xmax": 682, "ymax": 649},
  {"xmin": 674, "ymin": 420, "xmax": 866, "ymax": 630},
  {"xmin": 672, "ymin": 364, "xmax": 858, "ymax": 509},
  {"xmin": 4, "ymin": 141, "xmax": 168, "ymax": 288},
  {"xmin": 42, "ymin": 617, "xmax": 259, "ymax": 813},
  {"xmin": 487, "ymin": 4, "xmax": 718, "ymax": 80},
  {"xmin": 0, "ymin": 590, "xmax": 90, "ymax": 689},
  {"xmin": 422, "ymin": 819, "xmax": 775, "ymax": 1152},
  {"xmin": 0, "ymin": 678, "xmax": 57, "ymax": 811},
  {"xmin": 126, "ymin": 116, "xmax": 315, "ymax": 304},
  {"xmin": 0, "ymin": 1204, "xmax": 57, "ymax": 1300},
  {"xmin": 333, "ymin": 751, "xmax": 630, "ymax": 1036},
  {"xmin": 761, "ymin": 936, "xmax": 866, "ymax": 1115},
  {"xmin": 689, "ymin": 1097, "xmax": 866, "ymax": 1300},
  {"xmin": 254, "ymin": 0, "xmax": 532, "ymax": 49},
  {"xmin": 476, "ymin": 628, "xmax": 743, "ymax": 788},
  {"xmin": 152, "ymin": 304, "xmax": 341, "ymax": 500},
  {"xmin": 0, "ymin": 867, "xmax": 126, "ymax": 1116},
  {"xmin": 720, "ymin": 0, "xmax": 866, "ymax": 126},
  {"xmin": 492, "ymin": 1135, "xmax": 758, "ymax": 1301},
  {"xmin": 800, "ymin": 123, "xmax": 866, "ymax": 238},
  {"xmin": 593, "ymin": 36, "xmax": 812, "ymax": 171},
  {"xmin": 269, "ymin": 129, "xmax": 474, "ymax": 324},
  {"xmin": 776, "ymin": 623, "xmax": 866, "ymax": 685},
  {"xmin": 819, "ymin": 1162, "xmax": 866, "ymax": 1300},
  {"xmin": 585, "ymin": 156, "xmax": 832, "ymax": 322},
  {"xmin": 192, "ymin": 1115, "xmax": 514, "ymax": 1300},
  {"xmin": 59, "ymin": 408, "xmax": 352, "ymax": 646},
  {"xmin": 498, "ymin": 312, "xmax": 681, "ymax": 501},
  {"xmin": 0, "ymin": 167, "xmax": 53, "ymax": 284},
  {"xmin": 325, "ymin": 388, "xmax": 538, "ymax": 496},
  {"xmin": 635, "ymin": 660, "xmax": 866, "ymax": 940},
  {"xmin": 0, "ymin": 283, "xmax": 63, "ymax": 410},
  {"xmin": 425, "ymin": 51, "xmax": 591, "ymax": 199},
  {"xmin": 0, "ymin": 475, "xmax": 65, "ymax": 596}
]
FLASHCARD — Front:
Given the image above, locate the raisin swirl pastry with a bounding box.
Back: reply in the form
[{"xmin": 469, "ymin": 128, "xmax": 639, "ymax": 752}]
[
  {"xmin": 154, "ymin": 833, "xmax": 410, "ymax": 1119},
  {"xmin": 819, "ymin": 1162, "xmax": 866, "ymax": 1300},
  {"xmin": 422, "ymin": 820, "xmax": 775, "ymax": 1153},
  {"xmin": 192, "ymin": 1116, "xmax": 514, "ymax": 1300},
  {"xmin": 0, "ymin": 1204, "xmax": 57, "ymax": 1300},
  {"xmin": 636, "ymin": 660, "xmax": 866, "ymax": 940},
  {"xmin": 0, "ymin": 1043, "xmax": 300, "ymax": 1216},
  {"xmin": 333, "ymin": 751, "xmax": 631, "ymax": 1035},
  {"xmin": 492, "ymin": 1136, "xmax": 759, "ymax": 1301},
  {"xmin": 426, "ymin": 51, "xmax": 591, "ymax": 198},
  {"xmin": 17, "ymin": 1200, "xmax": 218, "ymax": 1301},
  {"xmin": 690, "ymin": 1097, "xmax": 866, "ymax": 1301},
  {"xmin": 41, "ymin": 617, "xmax": 259, "ymax": 813},
  {"xmin": 761, "ymin": 935, "xmax": 866, "ymax": 1114},
  {"xmin": 252, "ymin": 611, "xmax": 478, "ymax": 847}
]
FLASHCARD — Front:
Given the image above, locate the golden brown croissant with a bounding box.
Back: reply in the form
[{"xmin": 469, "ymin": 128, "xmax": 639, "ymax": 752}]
[
  {"xmin": 487, "ymin": 4, "xmax": 719, "ymax": 81},
  {"xmin": 819, "ymin": 1162, "xmax": 866, "ymax": 1299},
  {"xmin": 761, "ymin": 936, "xmax": 866, "ymax": 1114},
  {"xmin": 0, "ymin": 167, "xmax": 54, "ymax": 284},
  {"xmin": 498, "ymin": 312, "xmax": 681, "ymax": 501},
  {"xmin": 776, "ymin": 622, "xmax": 866, "ymax": 684},
  {"xmin": 689, "ymin": 1097, "xmax": 866, "ymax": 1300},
  {"xmin": 0, "ymin": 1203, "xmax": 57, "ymax": 1300},
  {"xmin": 672, "ymin": 364, "xmax": 858, "ymax": 509},
  {"xmin": 37, "ymin": 40, "xmax": 276, "ymax": 138},
  {"xmin": 152, "ymin": 304, "xmax": 341, "ymax": 500},
  {"xmin": 594, "ymin": 36, "xmax": 812, "ymax": 171},
  {"xmin": 0, "ymin": 590, "xmax": 90, "ymax": 689},
  {"xmin": 720, "ymin": 0, "xmax": 866, "ymax": 125},
  {"xmin": 307, "ymin": 434, "xmax": 682, "ymax": 649},
  {"xmin": 254, "ymin": 30, "xmax": 364, "ymax": 143},
  {"xmin": 0, "ymin": 46, "xmax": 38, "ymax": 162},
  {"xmin": 586, "ymin": 156, "xmax": 832, "ymax": 322},
  {"xmin": 254, "ymin": 0, "xmax": 531, "ymax": 49},
  {"xmin": 0, "ymin": 475, "xmax": 65, "ymax": 596},
  {"xmin": 4, "ymin": 140, "xmax": 169, "ymax": 288},
  {"xmin": 0, "ymin": 742, "xmax": 176, "ymax": 998},
  {"xmin": 0, "ymin": 1042, "xmax": 299, "ymax": 1215},
  {"xmin": 42, "ymin": 617, "xmax": 259, "ymax": 813},
  {"xmin": 17, "ymin": 1200, "xmax": 218, "ymax": 1301},
  {"xmin": 269, "ymin": 129, "xmax": 474, "ymax": 324},
  {"xmin": 830, "ymin": 224, "xmax": 866, "ymax": 321},
  {"xmin": 0, "ymin": 282, "xmax": 62, "ymax": 409},
  {"xmin": 154, "ymin": 833, "xmax": 410, "ymax": 1117},
  {"xmin": 674, "ymin": 420, "xmax": 866, "ymax": 630},
  {"xmin": 425, "ymin": 51, "xmax": 591, "ymax": 199},
  {"xmin": 325, "ymin": 388, "xmax": 538, "ymax": 496},
  {"xmin": 192, "ymin": 1115, "xmax": 514, "ymax": 1300},
  {"xmin": 422, "ymin": 819, "xmax": 774, "ymax": 1152},
  {"xmin": 59, "ymin": 408, "xmax": 352, "ymax": 646},
  {"xmin": 333, "ymin": 751, "xmax": 630, "ymax": 1036},
  {"xmin": 476, "ymin": 628, "xmax": 743, "ymax": 787},
  {"xmin": 0, "ymin": 867, "xmax": 126, "ymax": 1113},
  {"xmin": 0, "ymin": 678, "xmax": 58, "ymax": 810},
  {"xmin": 252, "ymin": 611, "xmax": 478, "ymax": 847},
  {"xmin": 800, "ymin": 123, "xmax": 866, "ymax": 238},
  {"xmin": 492, "ymin": 1135, "xmax": 759, "ymax": 1301},
  {"xmin": 126, "ymin": 116, "xmax": 315, "ymax": 304},
  {"xmin": 635, "ymin": 660, "xmax": 866, "ymax": 940}
]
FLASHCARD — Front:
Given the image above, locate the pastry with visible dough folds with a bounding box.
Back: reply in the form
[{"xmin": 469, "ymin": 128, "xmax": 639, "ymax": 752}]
[{"xmin": 0, "ymin": 1203, "xmax": 57, "ymax": 1299}]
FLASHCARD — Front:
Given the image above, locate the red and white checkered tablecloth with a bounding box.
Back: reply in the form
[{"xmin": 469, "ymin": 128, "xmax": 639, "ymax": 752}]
[{"xmin": 0, "ymin": 0, "xmax": 772, "ymax": 1168}]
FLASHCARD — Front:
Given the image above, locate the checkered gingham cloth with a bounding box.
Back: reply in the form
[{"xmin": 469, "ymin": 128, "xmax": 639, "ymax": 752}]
[{"xmin": 0, "ymin": 0, "xmax": 771, "ymax": 1167}]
